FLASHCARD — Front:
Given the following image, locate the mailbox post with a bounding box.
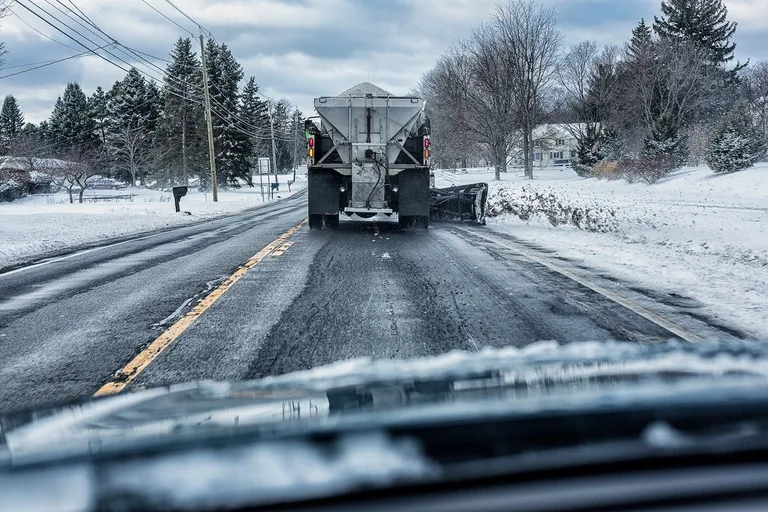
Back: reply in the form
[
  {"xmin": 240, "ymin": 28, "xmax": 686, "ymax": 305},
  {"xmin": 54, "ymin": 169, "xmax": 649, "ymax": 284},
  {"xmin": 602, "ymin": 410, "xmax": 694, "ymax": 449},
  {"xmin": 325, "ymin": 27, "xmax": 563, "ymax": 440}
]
[{"xmin": 172, "ymin": 186, "xmax": 188, "ymax": 213}]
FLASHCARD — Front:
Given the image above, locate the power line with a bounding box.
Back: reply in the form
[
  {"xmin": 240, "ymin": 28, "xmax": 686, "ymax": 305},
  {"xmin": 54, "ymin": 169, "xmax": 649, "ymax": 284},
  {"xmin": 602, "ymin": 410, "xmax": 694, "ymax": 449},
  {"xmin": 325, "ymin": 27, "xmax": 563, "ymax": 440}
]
[
  {"xmin": 52, "ymin": 0, "xmax": 226, "ymax": 117},
  {"xmin": 0, "ymin": 46, "xmax": 109, "ymax": 79},
  {"xmin": 139, "ymin": 0, "xmax": 196, "ymax": 38},
  {"xmin": 15, "ymin": 0, "xmax": 199, "ymax": 105},
  {"xmin": 14, "ymin": 0, "xmax": 132, "ymax": 73},
  {"xmin": 161, "ymin": 0, "xmax": 214, "ymax": 39},
  {"xmin": 11, "ymin": 0, "xmax": 289, "ymax": 156},
  {"xmin": 9, "ymin": 6, "xmax": 82, "ymax": 51}
]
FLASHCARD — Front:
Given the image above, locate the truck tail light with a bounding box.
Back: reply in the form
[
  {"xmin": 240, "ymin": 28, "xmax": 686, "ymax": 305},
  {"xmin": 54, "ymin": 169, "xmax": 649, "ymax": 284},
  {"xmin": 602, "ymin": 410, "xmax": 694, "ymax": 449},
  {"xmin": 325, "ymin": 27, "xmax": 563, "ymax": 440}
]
[
  {"xmin": 308, "ymin": 136, "xmax": 315, "ymax": 165},
  {"xmin": 424, "ymin": 136, "xmax": 431, "ymax": 164}
]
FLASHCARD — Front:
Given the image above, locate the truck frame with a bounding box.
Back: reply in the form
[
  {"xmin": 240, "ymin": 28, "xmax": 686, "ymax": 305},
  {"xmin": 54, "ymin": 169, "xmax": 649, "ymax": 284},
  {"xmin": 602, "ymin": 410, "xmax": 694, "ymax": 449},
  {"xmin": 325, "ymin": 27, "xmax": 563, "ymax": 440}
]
[{"xmin": 305, "ymin": 83, "xmax": 432, "ymax": 230}]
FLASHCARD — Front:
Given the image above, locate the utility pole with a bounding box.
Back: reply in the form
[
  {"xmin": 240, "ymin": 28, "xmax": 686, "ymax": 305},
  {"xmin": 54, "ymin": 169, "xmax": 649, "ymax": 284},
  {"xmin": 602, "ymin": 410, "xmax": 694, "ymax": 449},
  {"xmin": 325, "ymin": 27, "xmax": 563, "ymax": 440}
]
[
  {"xmin": 268, "ymin": 101, "xmax": 279, "ymax": 200},
  {"xmin": 199, "ymin": 34, "xmax": 218, "ymax": 202},
  {"xmin": 291, "ymin": 109, "xmax": 299, "ymax": 184}
]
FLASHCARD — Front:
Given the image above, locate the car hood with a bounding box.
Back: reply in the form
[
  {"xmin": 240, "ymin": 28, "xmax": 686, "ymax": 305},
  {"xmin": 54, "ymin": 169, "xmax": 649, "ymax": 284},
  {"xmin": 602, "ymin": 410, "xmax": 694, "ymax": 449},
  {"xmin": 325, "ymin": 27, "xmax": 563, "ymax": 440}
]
[{"xmin": 3, "ymin": 340, "xmax": 768, "ymax": 467}]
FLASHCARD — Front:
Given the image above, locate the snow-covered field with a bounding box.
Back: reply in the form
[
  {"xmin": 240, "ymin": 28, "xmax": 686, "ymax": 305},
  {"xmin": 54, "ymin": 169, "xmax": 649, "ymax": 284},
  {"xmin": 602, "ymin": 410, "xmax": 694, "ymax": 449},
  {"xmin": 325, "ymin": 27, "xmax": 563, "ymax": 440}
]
[
  {"xmin": 436, "ymin": 164, "xmax": 768, "ymax": 340},
  {"xmin": 0, "ymin": 174, "xmax": 306, "ymax": 270}
]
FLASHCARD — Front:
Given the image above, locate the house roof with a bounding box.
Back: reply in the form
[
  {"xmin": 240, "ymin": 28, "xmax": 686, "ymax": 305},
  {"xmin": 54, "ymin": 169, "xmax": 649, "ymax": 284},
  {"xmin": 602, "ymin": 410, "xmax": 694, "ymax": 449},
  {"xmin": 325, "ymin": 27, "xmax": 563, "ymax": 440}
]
[{"xmin": 0, "ymin": 156, "xmax": 70, "ymax": 173}]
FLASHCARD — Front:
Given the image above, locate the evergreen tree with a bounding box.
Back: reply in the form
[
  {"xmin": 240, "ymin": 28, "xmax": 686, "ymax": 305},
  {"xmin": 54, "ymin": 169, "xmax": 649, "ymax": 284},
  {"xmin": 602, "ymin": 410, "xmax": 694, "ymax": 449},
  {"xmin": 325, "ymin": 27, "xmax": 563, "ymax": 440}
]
[
  {"xmin": 204, "ymin": 39, "xmax": 248, "ymax": 187},
  {"xmin": 653, "ymin": 0, "xmax": 739, "ymax": 66},
  {"xmin": 0, "ymin": 95, "xmax": 25, "ymax": 140},
  {"xmin": 239, "ymin": 76, "xmax": 270, "ymax": 164},
  {"xmin": 641, "ymin": 112, "xmax": 687, "ymax": 176},
  {"xmin": 289, "ymin": 107, "xmax": 306, "ymax": 170},
  {"xmin": 627, "ymin": 18, "xmax": 654, "ymax": 64},
  {"xmin": 87, "ymin": 87, "xmax": 109, "ymax": 145},
  {"xmin": 48, "ymin": 82, "xmax": 98, "ymax": 155},
  {"xmin": 154, "ymin": 38, "xmax": 205, "ymax": 186},
  {"xmin": 705, "ymin": 105, "xmax": 765, "ymax": 173},
  {"xmin": 271, "ymin": 100, "xmax": 294, "ymax": 173}
]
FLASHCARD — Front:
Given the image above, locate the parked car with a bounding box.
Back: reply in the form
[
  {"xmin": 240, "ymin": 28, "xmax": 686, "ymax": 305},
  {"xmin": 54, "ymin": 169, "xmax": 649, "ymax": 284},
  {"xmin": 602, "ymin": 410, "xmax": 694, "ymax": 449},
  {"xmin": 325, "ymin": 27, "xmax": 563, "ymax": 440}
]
[{"xmin": 91, "ymin": 178, "xmax": 128, "ymax": 190}]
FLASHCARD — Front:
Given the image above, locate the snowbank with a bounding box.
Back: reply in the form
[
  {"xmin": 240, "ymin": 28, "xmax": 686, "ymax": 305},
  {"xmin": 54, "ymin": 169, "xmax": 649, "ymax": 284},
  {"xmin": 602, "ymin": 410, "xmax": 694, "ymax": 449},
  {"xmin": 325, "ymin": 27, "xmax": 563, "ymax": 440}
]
[
  {"xmin": 436, "ymin": 165, "xmax": 768, "ymax": 339},
  {"xmin": 0, "ymin": 175, "xmax": 306, "ymax": 270}
]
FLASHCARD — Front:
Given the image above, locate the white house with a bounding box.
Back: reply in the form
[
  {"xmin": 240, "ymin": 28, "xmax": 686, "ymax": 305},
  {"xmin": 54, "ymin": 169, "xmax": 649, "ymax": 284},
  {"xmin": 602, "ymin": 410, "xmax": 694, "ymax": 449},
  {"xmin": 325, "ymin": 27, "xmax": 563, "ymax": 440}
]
[{"xmin": 510, "ymin": 124, "xmax": 585, "ymax": 169}]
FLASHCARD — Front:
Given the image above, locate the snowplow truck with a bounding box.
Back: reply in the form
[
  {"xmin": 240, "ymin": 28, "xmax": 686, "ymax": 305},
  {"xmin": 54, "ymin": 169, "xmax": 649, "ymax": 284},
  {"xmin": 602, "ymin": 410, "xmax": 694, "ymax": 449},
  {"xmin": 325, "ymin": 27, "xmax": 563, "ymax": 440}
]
[{"xmin": 305, "ymin": 82, "xmax": 432, "ymax": 230}]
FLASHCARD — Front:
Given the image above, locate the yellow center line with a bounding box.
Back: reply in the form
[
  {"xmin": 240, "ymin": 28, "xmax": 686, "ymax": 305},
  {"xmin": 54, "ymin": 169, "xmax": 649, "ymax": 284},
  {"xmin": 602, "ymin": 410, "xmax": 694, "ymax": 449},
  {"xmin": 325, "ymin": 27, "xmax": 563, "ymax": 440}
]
[{"xmin": 94, "ymin": 219, "xmax": 307, "ymax": 397}]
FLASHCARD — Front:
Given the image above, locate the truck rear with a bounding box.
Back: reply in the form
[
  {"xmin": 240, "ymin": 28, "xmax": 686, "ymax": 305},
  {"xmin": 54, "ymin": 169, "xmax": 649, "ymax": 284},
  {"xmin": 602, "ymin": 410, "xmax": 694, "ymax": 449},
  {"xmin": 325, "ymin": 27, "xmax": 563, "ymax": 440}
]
[{"xmin": 305, "ymin": 82, "xmax": 432, "ymax": 230}]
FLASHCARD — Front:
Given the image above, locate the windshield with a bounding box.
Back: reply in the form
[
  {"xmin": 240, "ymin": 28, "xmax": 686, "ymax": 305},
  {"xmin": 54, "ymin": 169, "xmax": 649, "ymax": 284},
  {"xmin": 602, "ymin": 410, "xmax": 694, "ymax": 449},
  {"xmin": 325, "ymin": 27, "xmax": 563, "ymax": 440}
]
[{"xmin": 0, "ymin": 0, "xmax": 766, "ymax": 510}]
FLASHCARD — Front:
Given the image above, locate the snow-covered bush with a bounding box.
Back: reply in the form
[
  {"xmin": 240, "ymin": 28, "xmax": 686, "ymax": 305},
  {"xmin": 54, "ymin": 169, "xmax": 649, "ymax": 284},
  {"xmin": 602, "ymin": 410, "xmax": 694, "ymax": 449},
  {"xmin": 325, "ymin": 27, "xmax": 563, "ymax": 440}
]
[
  {"xmin": 0, "ymin": 179, "xmax": 24, "ymax": 202},
  {"xmin": 571, "ymin": 162, "xmax": 593, "ymax": 177},
  {"xmin": 486, "ymin": 185, "xmax": 618, "ymax": 233},
  {"xmin": 0, "ymin": 169, "xmax": 32, "ymax": 201},
  {"xmin": 705, "ymin": 106, "xmax": 765, "ymax": 174},
  {"xmin": 614, "ymin": 155, "xmax": 677, "ymax": 185},
  {"xmin": 28, "ymin": 171, "xmax": 56, "ymax": 194}
]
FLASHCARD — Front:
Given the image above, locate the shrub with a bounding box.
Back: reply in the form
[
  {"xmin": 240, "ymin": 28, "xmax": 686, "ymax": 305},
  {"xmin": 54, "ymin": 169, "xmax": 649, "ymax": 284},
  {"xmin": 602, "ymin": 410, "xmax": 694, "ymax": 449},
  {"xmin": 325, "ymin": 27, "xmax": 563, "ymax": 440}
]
[
  {"xmin": 572, "ymin": 162, "xmax": 593, "ymax": 177},
  {"xmin": 593, "ymin": 160, "xmax": 620, "ymax": 180},
  {"xmin": 705, "ymin": 105, "xmax": 765, "ymax": 174},
  {"xmin": 0, "ymin": 179, "xmax": 25, "ymax": 202}
]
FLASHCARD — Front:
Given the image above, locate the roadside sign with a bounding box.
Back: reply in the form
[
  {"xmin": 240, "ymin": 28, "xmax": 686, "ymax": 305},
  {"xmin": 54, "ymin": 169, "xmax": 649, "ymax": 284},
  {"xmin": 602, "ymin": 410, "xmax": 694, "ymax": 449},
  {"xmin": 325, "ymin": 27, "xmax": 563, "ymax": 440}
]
[
  {"xmin": 257, "ymin": 157, "xmax": 271, "ymax": 201},
  {"xmin": 257, "ymin": 157, "xmax": 271, "ymax": 175}
]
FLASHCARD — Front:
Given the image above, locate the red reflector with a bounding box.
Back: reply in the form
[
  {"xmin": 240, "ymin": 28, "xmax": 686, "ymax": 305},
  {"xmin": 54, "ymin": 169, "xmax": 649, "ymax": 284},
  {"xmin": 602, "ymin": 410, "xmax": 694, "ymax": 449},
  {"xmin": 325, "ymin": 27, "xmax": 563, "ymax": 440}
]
[
  {"xmin": 424, "ymin": 138, "xmax": 430, "ymax": 149},
  {"xmin": 308, "ymin": 137, "xmax": 314, "ymax": 148}
]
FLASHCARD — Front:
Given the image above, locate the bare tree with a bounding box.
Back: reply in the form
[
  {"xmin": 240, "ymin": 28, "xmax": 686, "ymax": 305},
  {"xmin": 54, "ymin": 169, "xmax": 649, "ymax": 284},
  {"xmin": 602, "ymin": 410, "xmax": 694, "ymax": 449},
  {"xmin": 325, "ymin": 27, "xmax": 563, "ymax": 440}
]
[
  {"xmin": 420, "ymin": 36, "xmax": 517, "ymax": 181},
  {"xmin": 110, "ymin": 125, "xmax": 151, "ymax": 186},
  {"xmin": 743, "ymin": 61, "xmax": 768, "ymax": 144},
  {"xmin": 6, "ymin": 134, "xmax": 56, "ymax": 183},
  {"xmin": 647, "ymin": 41, "xmax": 718, "ymax": 134},
  {"xmin": 58, "ymin": 150, "xmax": 104, "ymax": 203},
  {"xmin": 495, "ymin": 0, "xmax": 562, "ymax": 179},
  {"xmin": 0, "ymin": 1, "xmax": 9, "ymax": 68},
  {"xmin": 558, "ymin": 41, "xmax": 599, "ymax": 127}
]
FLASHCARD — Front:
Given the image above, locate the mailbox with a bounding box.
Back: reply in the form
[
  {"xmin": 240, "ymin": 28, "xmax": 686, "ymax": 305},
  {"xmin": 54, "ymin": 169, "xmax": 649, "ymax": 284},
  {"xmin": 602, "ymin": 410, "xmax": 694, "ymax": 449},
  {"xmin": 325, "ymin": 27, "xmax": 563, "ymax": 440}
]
[{"xmin": 172, "ymin": 186, "xmax": 188, "ymax": 213}]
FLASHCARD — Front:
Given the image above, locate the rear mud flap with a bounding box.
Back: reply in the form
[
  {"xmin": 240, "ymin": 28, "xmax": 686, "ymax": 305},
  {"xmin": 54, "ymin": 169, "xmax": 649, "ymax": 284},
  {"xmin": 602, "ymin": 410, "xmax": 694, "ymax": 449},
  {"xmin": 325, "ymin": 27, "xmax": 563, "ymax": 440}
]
[{"xmin": 429, "ymin": 183, "xmax": 489, "ymax": 225}]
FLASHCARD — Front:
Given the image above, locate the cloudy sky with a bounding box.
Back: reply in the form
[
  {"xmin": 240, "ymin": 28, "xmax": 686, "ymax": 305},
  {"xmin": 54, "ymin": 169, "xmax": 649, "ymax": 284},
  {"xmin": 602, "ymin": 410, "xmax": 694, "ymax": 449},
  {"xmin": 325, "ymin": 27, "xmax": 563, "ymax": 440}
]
[{"xmin": 1, "ymin": 0, "xmax": 766, "ymax": 124}]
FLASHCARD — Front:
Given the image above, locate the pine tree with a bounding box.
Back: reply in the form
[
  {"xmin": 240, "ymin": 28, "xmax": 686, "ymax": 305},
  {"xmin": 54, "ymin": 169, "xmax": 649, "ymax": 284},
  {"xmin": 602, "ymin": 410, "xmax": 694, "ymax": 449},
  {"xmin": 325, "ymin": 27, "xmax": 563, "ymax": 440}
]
[
  {"xmin": 627, "ymin": 19, "xmax": 654, "ymax": 64},
  {"xmin": 48, "ymin": 82, "xmax": 98, "ymax": 155},
  {"xmin": 204, "ymin": 40, "xmax": 248, "ymax": 187},
  {"xmin": 705, "ymin": 105, "xmax": 765, "ymax": 173},
  {"xmin": 154, "ymin": 38, "xmax": 205, "ymax": 186},
  {"xmin": 0, "ymin": 95, "xmax": 25, "ymax": 140},
  {"xmin": 653, "ymin": 0, "xmax": 739, "ymax": 66},
  {"xmin": 271, "ymin": 100, "xmax": 294, "ymax": 174},
  {"xmin": 239, "ymin": 76, "xmax": 270, "ymax": 164},
  {"xmin": 87, "ymin": 87, "xmax": 109, "ymax": 145}
]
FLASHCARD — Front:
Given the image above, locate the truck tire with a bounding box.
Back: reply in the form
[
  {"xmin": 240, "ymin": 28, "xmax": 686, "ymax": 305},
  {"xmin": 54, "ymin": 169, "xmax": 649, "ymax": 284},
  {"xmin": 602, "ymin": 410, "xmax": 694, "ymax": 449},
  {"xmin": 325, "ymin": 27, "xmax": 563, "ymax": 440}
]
[
  {"xmin": 325, "ymin": 214, "xmax": 339, "ymax": 229},
  {"xmin": 309, "ymin": 214, "xmax": 323, "ymax": 230},
  {"xmin": 399, "ymin": 215, "xmax": 414, "ymax": 229},
  {"xmin": 415, "ymin": 215, "xmax": 429, "ymax": 230}
]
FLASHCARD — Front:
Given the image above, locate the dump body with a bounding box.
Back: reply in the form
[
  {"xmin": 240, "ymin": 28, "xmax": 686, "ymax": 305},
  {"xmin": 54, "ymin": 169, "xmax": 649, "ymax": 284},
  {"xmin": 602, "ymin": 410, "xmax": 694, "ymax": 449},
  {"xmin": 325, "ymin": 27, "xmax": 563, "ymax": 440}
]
[{"xmin": 306, "ymin": 82, "xmax": 431, "ymax": 229}]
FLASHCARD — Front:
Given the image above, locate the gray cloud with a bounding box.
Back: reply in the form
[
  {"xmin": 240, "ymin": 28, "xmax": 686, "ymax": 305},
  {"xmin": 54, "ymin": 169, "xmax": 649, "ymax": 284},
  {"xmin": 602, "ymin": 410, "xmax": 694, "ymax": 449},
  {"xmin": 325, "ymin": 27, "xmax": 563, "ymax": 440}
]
[{"xmin": 0, "ymin": 0, "xmax": 765, "ymax": 123}]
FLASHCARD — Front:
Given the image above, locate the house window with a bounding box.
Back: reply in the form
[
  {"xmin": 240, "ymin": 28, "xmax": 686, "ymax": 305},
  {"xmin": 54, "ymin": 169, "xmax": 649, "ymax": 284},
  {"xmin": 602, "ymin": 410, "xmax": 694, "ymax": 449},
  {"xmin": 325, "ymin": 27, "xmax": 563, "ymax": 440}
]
[
  {"xmin": 556, "ymin": 139, "xmax": 565, "ymax": 146},
  {"xmin": 570, "ymin": 150, "xmax": 577, "ymax": 158},
  {"xmin": 550, "ymin": 151, "xmax": 564, "ymax": 160},
  {"xmin": 534, "ymin": 152, "xmax": 542, "ymax": 161}
]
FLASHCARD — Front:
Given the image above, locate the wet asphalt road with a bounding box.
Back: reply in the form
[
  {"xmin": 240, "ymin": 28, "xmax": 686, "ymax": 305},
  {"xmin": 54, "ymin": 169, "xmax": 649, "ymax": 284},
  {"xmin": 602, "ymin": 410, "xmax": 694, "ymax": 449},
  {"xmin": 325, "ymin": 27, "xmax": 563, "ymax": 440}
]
[{"xmin": 0, "ymin": 191, "xmax": 730, "ymax": 412}]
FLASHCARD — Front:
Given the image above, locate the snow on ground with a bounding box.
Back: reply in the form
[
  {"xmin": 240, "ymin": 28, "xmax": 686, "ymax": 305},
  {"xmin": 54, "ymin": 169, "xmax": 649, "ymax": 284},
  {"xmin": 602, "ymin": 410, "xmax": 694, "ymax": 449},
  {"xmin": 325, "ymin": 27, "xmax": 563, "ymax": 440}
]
[
  {"xmin": 436, "ymin": 164, "xmax": 768, "ymax": 340},
  {"xmin": 0, "ymin": 174, "xmax": 307, "ymax": 270}
]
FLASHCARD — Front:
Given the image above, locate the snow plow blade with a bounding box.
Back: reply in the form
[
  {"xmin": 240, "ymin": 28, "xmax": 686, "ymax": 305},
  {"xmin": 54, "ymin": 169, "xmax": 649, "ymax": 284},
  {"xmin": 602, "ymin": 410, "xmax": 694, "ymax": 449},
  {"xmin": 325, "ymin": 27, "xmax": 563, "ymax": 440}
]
[{"xmin": 429, "ymin": 183, "xmax": 489, "ymax": 225}]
